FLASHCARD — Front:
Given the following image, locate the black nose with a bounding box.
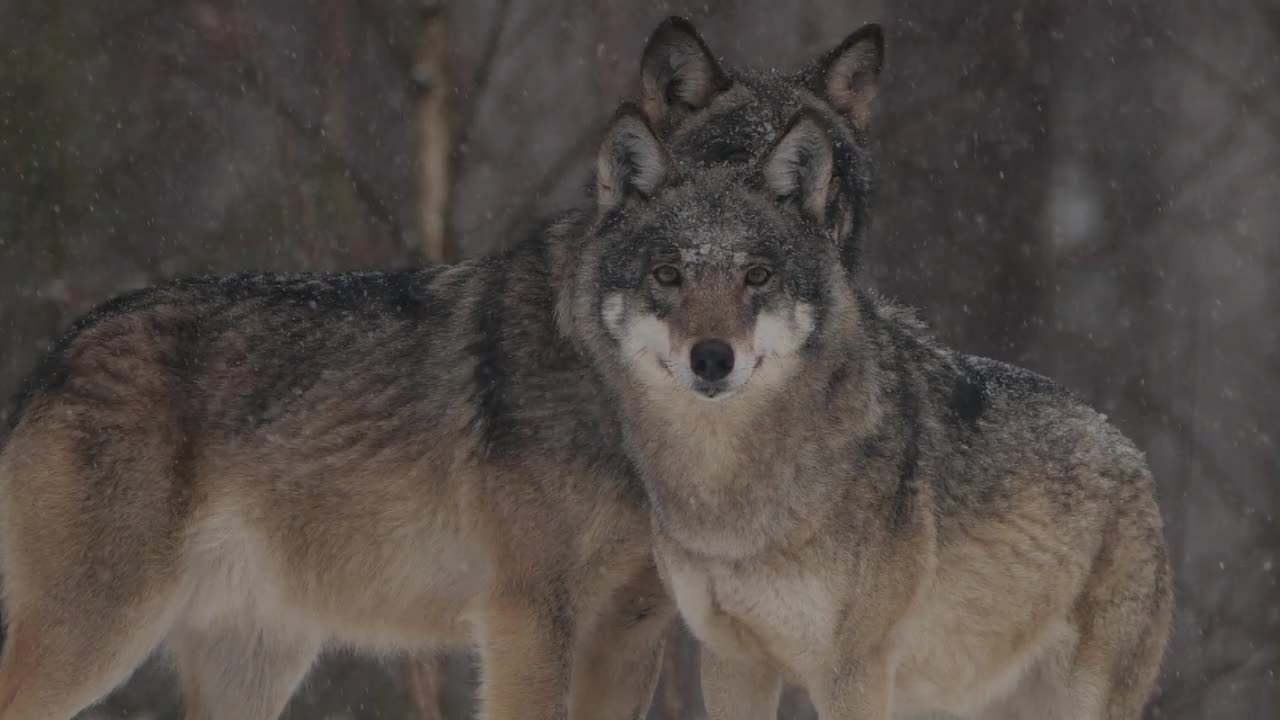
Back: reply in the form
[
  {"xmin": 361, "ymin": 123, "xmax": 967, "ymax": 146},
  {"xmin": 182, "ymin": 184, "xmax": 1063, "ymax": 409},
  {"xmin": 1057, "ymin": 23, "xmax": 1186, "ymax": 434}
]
[{"xmin": 690, "ymin": 339, "xmax": 735, "ymax": 382}]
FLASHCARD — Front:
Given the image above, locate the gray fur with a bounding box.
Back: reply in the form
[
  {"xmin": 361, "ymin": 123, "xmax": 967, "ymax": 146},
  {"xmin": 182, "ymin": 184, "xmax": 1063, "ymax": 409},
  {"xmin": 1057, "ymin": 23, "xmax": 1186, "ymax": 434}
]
[
  {"xmin": 641, "ymin": 16, "xmax": 884, "ymax": 272},
  {"xmin": 0, "ymin": 247, "xmax": 676, "ymax": 720},
  {"xmin": 563, "ymin": 106, "xmax": 1174, "ymax": 720},
  {"xmin": 0, "ymin": 17, "xmax": 898, "ymax": 720}
]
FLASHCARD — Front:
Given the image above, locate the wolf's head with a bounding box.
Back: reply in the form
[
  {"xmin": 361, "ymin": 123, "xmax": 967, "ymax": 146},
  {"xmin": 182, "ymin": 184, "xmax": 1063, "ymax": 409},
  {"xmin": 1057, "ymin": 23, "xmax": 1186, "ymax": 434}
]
[
  {"xmin": 636, "ymin": 17, "xmax": 884, "ymax": 272},
  {"xmin": 561, "ymin": 104, "xmax": 861, "ymax": 406}
]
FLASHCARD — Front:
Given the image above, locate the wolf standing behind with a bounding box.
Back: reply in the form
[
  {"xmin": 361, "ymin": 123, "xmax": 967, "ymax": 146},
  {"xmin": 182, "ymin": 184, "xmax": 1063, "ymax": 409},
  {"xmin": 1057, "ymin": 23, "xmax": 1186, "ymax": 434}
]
[
  {"xmin": 564, "ymin": 98, "xmax": 1173, "ymax": 719},
  {"xmin": 0, "ymin": 15, "xmax": 896, "ymax": 720}
]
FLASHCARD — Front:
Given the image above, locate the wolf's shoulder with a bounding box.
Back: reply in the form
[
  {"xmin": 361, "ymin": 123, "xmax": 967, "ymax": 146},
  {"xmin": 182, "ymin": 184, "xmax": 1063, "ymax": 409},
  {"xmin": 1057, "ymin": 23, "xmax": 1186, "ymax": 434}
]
[
  {"xmin": 859, "ymin": 290, "xmax": 1115, "ymax": 440},
  {"xmin": 959, "ymin": 354, "xmax": 1147, "ymax": 476},
  {"xmin": 860, "ymin": 290, "xmax": 1075, "ymax": 403},
  {"xmin": 854, "ymin": 293, "xmax": 1149, "ymax": 515},
  {"xmin": 958, "ymin": 355, "xmax": 1075, "ymax": 407}
]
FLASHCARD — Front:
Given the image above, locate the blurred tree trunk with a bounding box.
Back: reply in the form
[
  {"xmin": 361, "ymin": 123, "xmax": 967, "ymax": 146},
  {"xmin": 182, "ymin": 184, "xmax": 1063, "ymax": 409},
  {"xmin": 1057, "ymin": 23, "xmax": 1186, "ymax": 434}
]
[
  {"xmin": 413, "ymin": 0, "xmax": 452, "ymax": 263},
  {"xmin": 405, "ymin": 1, "xmax": 451, "ymax": 717}
]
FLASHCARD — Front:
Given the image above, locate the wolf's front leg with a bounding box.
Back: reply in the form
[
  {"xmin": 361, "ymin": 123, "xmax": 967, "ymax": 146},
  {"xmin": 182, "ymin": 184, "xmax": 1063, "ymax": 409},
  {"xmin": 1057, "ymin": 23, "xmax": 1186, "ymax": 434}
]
[
  {"xmin": 567, "ymin": 564, "xmax": 677, "ymax": 720},
  {"xmin": 475, "ymin": 598, "xmax": 573, "ymax": 720},
  {"xmin": 700, "ymin": 646, "xmax": 783, "ymax": 720},
  {"xmin": 811, "ymin": 651, "xmax": 892, "ymax": 720},
  {"xmin": 169, "ymin": 620, "xmax": 321, "ymax": 720}
]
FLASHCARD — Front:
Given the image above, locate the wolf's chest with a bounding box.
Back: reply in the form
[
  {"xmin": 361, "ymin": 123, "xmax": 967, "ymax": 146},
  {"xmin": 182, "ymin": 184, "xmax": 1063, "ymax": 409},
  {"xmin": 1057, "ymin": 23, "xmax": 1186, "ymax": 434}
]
[{"xmin": 658, "ymin": 542, "xmax": 839, "ymax": 676}]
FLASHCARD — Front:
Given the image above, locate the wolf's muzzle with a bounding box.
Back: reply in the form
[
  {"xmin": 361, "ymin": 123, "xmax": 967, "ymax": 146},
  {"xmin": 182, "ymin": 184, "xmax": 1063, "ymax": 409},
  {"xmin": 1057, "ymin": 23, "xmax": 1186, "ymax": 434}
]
[{"xmin": 690, "ymin": 338, "xmax": 735, "ymax": 382}]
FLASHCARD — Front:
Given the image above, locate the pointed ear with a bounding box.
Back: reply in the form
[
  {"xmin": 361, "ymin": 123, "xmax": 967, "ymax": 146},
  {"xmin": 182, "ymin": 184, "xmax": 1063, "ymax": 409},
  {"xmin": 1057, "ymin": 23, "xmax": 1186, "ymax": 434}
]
[
  {"xmin": 596, "ymin": 103, "xmax": 669, "ymax": 215},
  {"xmin": 639, "ymin": 16, "xmax": 730, "ymax": 130},
  {"xmin": 801, "ymin": 23, "xmax": 884, "ymax": 132},
  {"xmin": 762, "ymin": 111, "xmax": 836, "ymax": 223}
]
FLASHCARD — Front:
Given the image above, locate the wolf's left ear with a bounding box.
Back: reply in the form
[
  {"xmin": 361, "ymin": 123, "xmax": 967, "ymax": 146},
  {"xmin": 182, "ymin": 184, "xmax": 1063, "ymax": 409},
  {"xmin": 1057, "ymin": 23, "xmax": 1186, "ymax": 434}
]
[
  {"xmin": 800, "ymin": 23, "xmax": 884, "ymax": 132},
  {"xmin": 596, "ymin": 103, "xmax": 669, "ymax": 215},
  {"xmin": 762, "ymin": 111, "xmax": 836, "ymax": 224},
  {"xmin": 639, "ymin": 17, "xmax": 731, "ymax": 131}
]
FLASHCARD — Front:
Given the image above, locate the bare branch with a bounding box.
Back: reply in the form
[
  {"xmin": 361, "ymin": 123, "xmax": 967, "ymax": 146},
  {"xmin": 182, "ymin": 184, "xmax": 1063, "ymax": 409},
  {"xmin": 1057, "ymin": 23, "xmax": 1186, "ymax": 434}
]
[
  {"xmin": 164, "ymin": 6, "xmax": 409, "ymax": 251},
  {"xmin": 245, "ymin": 64, "xmax": 410, "ymax": 250},
  {"xmin": 496, "ymin": 128, "xmax": 599, "ymax": 249},
  {"xmin": 453, "ymin": 0, "xmax": 515, "ymax": 163},
  {"xmin": 1164, "ymin": 35, "xmax": 1280, "ymax": 144}
]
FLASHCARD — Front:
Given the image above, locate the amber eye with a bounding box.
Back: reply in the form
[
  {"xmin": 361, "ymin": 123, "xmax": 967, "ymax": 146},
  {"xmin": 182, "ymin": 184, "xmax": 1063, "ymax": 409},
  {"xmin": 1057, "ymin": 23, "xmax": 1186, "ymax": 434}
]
[
  {"xmin": 744, "ymin": 266, "xmax": 773, "ymax": 286},
  {"xmin": 653, "ymin": 265, "xmax": 682, "ymax": 286}
]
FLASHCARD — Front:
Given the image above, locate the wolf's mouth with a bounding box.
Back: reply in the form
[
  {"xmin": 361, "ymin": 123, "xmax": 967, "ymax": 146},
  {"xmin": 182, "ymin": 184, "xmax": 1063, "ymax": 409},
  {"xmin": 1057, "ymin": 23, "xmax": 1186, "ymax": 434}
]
[{"xmin": 692, "ymin": 381, "xmax": 738, "ymax": 401}]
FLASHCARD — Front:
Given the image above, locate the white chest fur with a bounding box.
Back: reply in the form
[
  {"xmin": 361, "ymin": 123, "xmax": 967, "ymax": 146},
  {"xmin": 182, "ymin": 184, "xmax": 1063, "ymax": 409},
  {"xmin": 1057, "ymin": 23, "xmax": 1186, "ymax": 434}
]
[
  {"xmin": 658, "ymin": 539, "xmax": 840, "ymax": 680},
  {"xmin": 661, "ymin": 534, "xmax": 1079, "ymax": 719}
]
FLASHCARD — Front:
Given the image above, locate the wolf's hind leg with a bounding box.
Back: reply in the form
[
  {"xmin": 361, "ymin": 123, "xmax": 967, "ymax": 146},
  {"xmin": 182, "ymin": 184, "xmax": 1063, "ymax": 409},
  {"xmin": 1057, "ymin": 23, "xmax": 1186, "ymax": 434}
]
[
  {"xmin": 1068, "ymin": 587, "xmax": 1172, "ymax": 720},
  {"xmin": 701, "ymin": 648, "xmax": 784, "ymax": 720},
  {"xmin": 567, "ymin": 564, "xmax": 676, "ymax": 720},
  {"xmin": 990, "ymin": 513, "xmax": 1172, "ymax": 720},
  {"xmin": 811, "ymin": 650, "xmax": 894, "ymax": 720},
  {"xmin": 0, "ymin": 591, "xmax": 183, "ymax": 720},
  {"xmin": 168, "ymin": 622, "xmax": 321, "ymax": 720},
  {"xmin": 1099, "ymin": 608, "xmax": 1172, "ymax": 719},
  {"xmin": 1074, "ymin": 510, "xmax": 1173, "ymax": 720}
]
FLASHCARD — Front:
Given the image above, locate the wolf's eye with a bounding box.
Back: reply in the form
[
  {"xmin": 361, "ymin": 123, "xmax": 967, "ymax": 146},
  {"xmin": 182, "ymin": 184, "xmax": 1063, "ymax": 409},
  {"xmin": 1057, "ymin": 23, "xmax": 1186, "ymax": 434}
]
[
  {"xmin": 744, "ymin": 266, "xmax": 773, "ymax": 287},
  {"xmin": 653, "ymin": 265, "xmax": 682, "ymax": 287}
]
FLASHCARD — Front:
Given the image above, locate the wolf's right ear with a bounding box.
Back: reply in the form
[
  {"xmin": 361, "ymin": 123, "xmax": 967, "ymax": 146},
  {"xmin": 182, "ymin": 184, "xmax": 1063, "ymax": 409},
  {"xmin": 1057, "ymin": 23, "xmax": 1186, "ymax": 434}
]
[
  {"xmin": 762, "ymin": 111, "xmax": 836, "ymax": 225},
  {"xmin": 639, "ymin": 16, "xmax": 730, "ymax": 131},
  {"xmin": 800, "ymin": 23, "xmax": 884, "ymax": 133},
  {"xmin": 596, "ymin": 103, "xmax": 669, "ymax": 216}
]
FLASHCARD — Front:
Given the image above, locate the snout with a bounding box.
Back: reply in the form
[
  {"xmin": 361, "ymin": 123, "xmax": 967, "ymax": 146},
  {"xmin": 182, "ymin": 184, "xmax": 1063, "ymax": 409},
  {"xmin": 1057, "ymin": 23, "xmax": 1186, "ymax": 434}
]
[
  {"xmin": 690, "ymin": 339, "xmax": 735, "ymax": 382},
  {"xmin": 688, "ymin": 338, "xmax": 739, "ymax": 398}
]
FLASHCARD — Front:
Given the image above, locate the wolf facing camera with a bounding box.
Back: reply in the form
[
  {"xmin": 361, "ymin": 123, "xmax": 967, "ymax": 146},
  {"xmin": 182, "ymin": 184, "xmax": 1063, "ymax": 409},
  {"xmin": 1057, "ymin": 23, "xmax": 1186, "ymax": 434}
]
[{"xmin": 561, "ymin": 99, "xmax": 1174, "ymax": 718}]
